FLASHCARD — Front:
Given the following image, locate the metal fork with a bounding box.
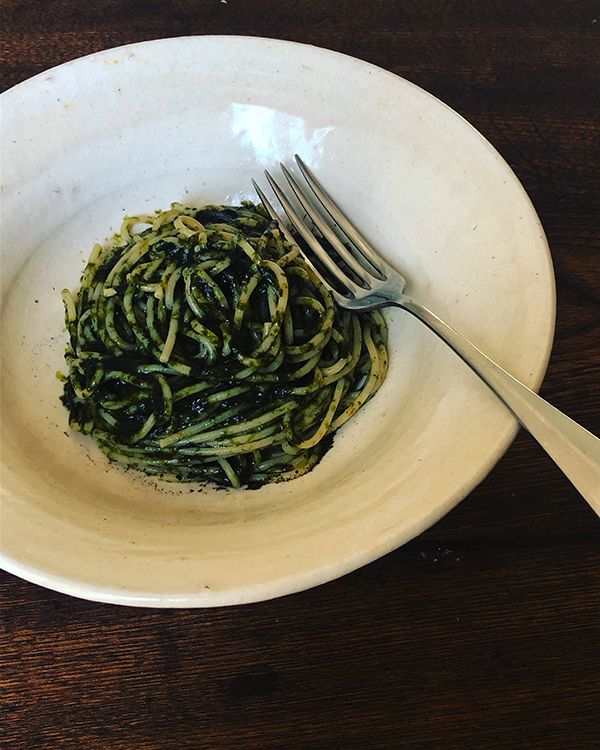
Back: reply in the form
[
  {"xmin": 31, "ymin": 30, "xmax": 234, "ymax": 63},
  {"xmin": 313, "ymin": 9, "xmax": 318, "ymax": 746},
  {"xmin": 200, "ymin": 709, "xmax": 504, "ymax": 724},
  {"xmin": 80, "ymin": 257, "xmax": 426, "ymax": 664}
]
[{"xmin": 253, "ymin": 155, "xmax": 600, "ymax": 512}]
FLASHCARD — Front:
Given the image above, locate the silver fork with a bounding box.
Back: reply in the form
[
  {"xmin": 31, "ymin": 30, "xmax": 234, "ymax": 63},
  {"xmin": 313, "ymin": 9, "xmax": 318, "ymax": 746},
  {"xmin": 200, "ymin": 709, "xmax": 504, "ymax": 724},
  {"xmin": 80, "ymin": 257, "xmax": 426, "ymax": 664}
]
[{"xmin": 253, "ymin": 155, "xmax": 600, "ymax": 512}]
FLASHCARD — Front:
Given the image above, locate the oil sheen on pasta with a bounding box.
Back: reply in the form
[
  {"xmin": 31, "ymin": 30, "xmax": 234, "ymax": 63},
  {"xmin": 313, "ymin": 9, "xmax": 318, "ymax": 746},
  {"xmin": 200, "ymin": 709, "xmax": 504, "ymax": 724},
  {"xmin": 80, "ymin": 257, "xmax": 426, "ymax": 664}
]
[{"xmin": 60, "ymin": 202, "xmax": 388, "ymax": 488}]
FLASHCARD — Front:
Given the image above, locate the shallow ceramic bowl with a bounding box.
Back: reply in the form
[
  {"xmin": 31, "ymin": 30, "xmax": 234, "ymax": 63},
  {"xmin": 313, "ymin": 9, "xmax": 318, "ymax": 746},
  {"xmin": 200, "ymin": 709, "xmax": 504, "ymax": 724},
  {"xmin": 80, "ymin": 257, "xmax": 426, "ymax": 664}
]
[{"xmin": 0, "ymin": 36, "xmax": 555, "ymax": 606}]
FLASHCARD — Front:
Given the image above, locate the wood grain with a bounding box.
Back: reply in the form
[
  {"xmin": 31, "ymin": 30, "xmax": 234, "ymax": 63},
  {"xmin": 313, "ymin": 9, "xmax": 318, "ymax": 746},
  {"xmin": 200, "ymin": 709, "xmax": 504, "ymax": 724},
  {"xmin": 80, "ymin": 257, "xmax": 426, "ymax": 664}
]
[{"xmin": 1, "ymin": 2, "xmax": 599, "ymax": 748}]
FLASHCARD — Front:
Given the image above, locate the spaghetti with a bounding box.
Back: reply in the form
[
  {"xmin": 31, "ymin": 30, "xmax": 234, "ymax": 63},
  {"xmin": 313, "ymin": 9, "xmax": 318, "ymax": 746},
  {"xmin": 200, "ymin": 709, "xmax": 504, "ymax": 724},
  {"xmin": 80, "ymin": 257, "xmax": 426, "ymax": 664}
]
[{"xmin": 60, "ymin": 202, "xmax": 388, "ymax": 488}]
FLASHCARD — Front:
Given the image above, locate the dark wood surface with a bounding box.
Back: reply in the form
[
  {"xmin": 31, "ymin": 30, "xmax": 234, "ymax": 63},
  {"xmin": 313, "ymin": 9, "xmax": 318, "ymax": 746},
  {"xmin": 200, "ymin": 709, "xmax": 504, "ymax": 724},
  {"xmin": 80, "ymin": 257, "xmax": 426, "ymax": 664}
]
[{"xmin": 2, "ymin": 2, "xmax": 599, "ymax": 748}]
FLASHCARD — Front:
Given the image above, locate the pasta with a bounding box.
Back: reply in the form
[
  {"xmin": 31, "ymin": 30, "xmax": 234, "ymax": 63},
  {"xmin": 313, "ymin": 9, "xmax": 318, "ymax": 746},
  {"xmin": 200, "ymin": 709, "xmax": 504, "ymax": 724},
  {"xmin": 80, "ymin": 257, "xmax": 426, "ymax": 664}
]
[{"xmin": 60, "ymin": 201, "xmax": 388, "ymax": 488}]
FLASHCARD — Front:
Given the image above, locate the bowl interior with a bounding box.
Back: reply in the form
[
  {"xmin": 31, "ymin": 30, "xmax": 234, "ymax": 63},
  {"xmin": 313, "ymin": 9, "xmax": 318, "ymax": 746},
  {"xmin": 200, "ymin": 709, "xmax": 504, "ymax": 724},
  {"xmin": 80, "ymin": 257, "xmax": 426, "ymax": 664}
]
[{"xmin": 0, "ymin": 37, "xmax": 554, "ymax": 605}]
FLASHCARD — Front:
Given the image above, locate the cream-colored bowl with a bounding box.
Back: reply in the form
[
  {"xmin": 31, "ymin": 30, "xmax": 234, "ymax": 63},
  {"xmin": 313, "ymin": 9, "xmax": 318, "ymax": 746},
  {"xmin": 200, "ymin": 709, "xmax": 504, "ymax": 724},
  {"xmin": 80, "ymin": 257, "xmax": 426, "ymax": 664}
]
[{"xmin": 0, "ymin": 37, "xmax": 555, "ymax": 606}]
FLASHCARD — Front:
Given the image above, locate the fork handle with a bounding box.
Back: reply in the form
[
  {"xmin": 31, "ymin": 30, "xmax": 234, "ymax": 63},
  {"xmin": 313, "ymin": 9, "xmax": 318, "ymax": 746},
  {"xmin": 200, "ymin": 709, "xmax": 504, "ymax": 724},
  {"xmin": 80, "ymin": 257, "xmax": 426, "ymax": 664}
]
[{"xmin": 398, "ymin": 298, "xmax": 600, "ymax": 512}]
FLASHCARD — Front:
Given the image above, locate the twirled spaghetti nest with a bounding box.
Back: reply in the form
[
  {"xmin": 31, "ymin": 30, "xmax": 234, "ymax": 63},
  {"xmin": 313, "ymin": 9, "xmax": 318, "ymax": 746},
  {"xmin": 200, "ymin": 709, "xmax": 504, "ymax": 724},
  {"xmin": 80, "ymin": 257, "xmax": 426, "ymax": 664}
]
[{"xmin": 61, "ymin": 202, "xmax": 388, "ymax": 487}]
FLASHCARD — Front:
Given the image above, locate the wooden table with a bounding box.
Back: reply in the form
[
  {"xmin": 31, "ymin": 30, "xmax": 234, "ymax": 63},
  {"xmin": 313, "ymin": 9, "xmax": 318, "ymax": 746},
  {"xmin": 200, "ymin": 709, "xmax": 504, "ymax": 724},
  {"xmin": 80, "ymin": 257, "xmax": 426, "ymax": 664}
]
[{"xmin": 2, "ymin": 2, "xmax": 599, "ymax": 748}]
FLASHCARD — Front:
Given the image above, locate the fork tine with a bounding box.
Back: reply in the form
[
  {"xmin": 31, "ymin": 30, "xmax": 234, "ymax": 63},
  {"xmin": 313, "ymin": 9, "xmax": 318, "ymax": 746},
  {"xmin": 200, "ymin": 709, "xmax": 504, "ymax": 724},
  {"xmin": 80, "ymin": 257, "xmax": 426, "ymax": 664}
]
[
  {"xmin": 279, "ymin": 163, "xmax": 374, "ymax": 289},
  {"xmin": 264, "ymin": 170, "xmax": 365, "ymax": 298},
  {"xmin": 253, "ymin": 180, "xmax": 348, "ymax": 304},
  {"xmin": 251, "ymin": 178, "xmax": 279, "ymax": 222},
  {"xmin": 294, "ymin": 155, "xmax": 386, "ymax": 280},
  {"xmin": 251, "ymin": 179, "xmax": 298, "ymax": 249}
]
